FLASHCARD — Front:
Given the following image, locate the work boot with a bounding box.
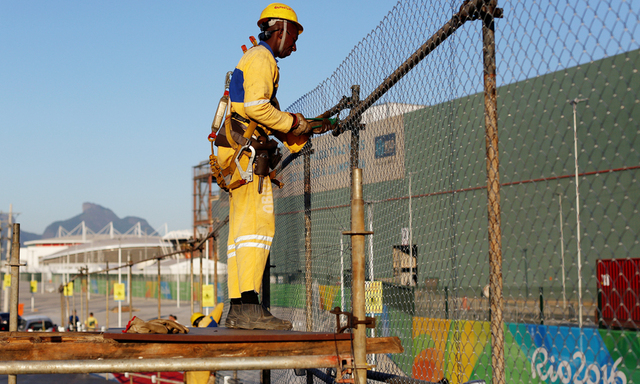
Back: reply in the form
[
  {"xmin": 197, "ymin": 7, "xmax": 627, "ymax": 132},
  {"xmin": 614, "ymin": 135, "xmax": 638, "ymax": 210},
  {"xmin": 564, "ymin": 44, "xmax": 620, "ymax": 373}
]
[
  {"xmin": 223, "ymin": 304, "xmax": 242, "ymax": 329},
  {"xmin": 224, "ymin": 304, "xmax": 292, "ymax": 331}
]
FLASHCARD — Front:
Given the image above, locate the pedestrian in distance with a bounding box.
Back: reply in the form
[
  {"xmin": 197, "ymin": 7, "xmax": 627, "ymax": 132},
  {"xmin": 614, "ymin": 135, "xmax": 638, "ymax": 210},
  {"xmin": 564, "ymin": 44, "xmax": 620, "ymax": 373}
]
[
  {"xmin": 68, "ymin": 310, "xmax": 79, "ymax": 331},
  {"xmin": 85, "ymin": 312, "xmax": 98, "ymax": 331}
]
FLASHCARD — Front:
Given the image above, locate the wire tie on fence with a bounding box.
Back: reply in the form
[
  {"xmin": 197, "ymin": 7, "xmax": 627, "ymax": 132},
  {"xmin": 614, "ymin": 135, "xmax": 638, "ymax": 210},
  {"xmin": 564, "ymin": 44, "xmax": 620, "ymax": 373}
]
[
  {"xmin": 351, "ymin": 363, "xmax": 375, "ymax": 370},
  {"xmin": 341, "ymin": 230, "xmax": 374, "ymax": 236},
  {"xmin": 8, "ymin": 263, "xmax": 26, "ymax": 267}
]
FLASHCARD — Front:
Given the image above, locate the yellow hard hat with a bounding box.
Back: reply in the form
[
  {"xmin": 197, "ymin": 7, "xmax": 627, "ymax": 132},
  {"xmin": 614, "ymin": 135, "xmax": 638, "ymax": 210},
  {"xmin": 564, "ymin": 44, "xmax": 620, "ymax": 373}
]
[
  {"xmin": 258, "ymin": 3, "xmax": 303, "ymax": 34},
  {"xmin": 190, "ymin": 312, "xmax": 205, "ymax": 326}
]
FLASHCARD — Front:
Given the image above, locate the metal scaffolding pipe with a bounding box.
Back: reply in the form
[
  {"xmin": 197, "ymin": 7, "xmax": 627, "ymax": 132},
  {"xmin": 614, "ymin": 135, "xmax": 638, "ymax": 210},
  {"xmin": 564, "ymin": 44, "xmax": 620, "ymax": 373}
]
[
  {"xmin": 350, "ymin": 168, "xmax": 367, "ymax": 384},
  {"xmin": 199, "ymin": 247, "xmax": 203, "ymax": 313},
  {"xmin": 481, "ymin": 2, "xmax": 505, "ymax": 384},
  {"xmin": 128, "ymin": 254, "xmax": 133, "ymax": 321},
  {"xmin": 9, "ymin": 223, "xmax": 20, "ymax": 332},
  {"xmin": 0, "ymin": 355, "xmax": 341, "ymax": 376},
  {"xmin": 213, "ymin": 236, "xmax": 218, "ymax": 308},
  {"xmin": 304, "ymin": 143, "xmax": 313, "ymax": 332}
]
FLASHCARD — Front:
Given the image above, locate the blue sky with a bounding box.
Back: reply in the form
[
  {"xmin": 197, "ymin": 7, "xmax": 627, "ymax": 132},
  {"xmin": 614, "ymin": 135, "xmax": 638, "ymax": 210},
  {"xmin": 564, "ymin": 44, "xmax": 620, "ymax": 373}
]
[{"xmin": 0, "ymin": 1, "xmax": 395, "ymax": 234}]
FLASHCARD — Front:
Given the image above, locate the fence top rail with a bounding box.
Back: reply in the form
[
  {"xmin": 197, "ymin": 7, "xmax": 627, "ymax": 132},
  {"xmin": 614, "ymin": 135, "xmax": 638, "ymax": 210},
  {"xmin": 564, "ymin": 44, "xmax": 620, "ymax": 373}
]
[{"xmin": 331, "ymin": 0, "xmax": 497, "ymax": 136}]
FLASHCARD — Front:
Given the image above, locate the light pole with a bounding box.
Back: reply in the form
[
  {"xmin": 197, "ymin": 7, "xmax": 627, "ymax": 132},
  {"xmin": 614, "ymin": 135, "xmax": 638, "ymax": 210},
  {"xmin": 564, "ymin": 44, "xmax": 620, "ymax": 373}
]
[
  {"xmin": 558, "ymin": 193, "xmax": 567, "ymax": 311},
  {"xmin": 568, "ymin": 97, "xmax": 587, "ymax": 327},
  {"xmin": 408, "ymin": 172, "xmax": 415, "ymax": 287},
  {"xmin": 523, "ymin": 249, "xmax": 529, "ymax": 299},
  {"xmin": 408, "ymin": 173, "xmax": 413, "ymax": 285}
]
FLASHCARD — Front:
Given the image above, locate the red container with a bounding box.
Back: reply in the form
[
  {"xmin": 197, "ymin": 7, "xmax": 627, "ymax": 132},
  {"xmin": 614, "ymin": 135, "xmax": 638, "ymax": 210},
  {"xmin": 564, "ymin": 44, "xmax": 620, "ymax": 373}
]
[{"xmin": 597, "ymin": 258, "xmax": 640, "ymax": 327}]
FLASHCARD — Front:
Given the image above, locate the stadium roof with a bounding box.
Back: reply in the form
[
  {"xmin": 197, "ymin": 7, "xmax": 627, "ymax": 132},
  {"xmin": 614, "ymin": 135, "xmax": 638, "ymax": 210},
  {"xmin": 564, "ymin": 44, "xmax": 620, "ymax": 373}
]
[{"xmin": 40, "ymin": 236, "xmax": 172, "ymax": 261}]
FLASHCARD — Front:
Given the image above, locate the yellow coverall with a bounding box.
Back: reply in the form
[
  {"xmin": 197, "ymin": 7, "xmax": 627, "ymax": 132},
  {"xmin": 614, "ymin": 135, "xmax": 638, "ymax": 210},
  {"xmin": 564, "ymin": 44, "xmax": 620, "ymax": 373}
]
[{"xmin": 217, "ymin": 41, "xmax": 307, "ymax": 300}]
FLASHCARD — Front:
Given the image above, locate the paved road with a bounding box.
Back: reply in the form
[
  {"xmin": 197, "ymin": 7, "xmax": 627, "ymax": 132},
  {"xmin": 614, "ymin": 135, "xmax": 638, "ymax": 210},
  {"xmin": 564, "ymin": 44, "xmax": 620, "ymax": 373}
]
[{"xmin": 2, "ymin": 281, "xmax": 211, "ymax": 330}]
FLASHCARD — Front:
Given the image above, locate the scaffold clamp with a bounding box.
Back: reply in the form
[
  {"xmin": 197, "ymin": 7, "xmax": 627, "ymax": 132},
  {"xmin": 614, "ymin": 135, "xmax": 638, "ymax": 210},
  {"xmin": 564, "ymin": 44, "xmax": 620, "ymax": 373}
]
[
  {"xmin": 330, "ymin": 307, "xmax": 376, "ymax": 334},
  {"xmin": 7, "ymin": 262, "xmax": 26, "ymax": 267}
]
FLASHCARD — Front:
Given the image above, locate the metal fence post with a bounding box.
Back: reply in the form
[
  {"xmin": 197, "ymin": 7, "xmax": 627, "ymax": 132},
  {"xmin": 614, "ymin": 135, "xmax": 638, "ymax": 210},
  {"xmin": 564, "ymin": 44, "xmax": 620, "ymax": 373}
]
[
  {"xmin": 60, "ymin": 284, "xmax": 65, "ymax": 331},
  {"xmin": 190, "ymin": 250, "xmax": 194, "ymax": 315},
  {"xmin": 80, "ymin": 268, "xmax": 84, "ymax": 331},
  {"xmin": 349, "ymin": 168, "xmax": 369, "ymax": 384},
  {"xmin": 128, "ymin": 254, "xmax": 133, "ymax": 321},
  {"xmin": 482, "ymin": 2, "xmax": 505, "ymax": 384},
  {"xmin": 446, "ymin": 286, "xmax": 451, "ymax": 320},
  {"xmin": 539, "ymin": 287, "xmax": 544, "ymax": 325},
  {"xmin": 199, "ymin": 249, "xmax": 203, "ymax": 313},
  {"xmin": 8, "ymin": 223, "xmax": 20, "ymax": 384},
  {"xmin": 106, "ymin": 261, "xmax": 109, "ymax": 329},
  {"xmin": 304, "ymin": 142, "xmax": 313, "ymax": 333}
]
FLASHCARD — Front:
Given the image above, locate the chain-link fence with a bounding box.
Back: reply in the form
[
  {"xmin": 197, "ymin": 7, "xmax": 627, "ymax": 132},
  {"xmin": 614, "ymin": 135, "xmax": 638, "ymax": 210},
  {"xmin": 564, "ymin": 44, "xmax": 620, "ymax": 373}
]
[{"xmin": 211, "ymin": 0, "xmax": 639, "ymax": 383}]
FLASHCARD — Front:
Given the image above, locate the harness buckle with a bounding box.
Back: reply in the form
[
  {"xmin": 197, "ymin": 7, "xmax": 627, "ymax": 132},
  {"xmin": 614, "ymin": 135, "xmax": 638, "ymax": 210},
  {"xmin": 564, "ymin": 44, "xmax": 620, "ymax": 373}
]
[{"xmin": 234, "ymin": 140, "xmax": 256, "ymax": 183}]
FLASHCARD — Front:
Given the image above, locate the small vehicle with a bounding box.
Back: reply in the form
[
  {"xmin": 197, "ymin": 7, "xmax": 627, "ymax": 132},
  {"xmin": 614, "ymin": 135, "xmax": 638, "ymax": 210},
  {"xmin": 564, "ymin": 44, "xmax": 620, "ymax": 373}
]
[
  {"xmin": 21, "ymin": 315, "xmax": 56, "ymax": 332},
  {"xmin": 0, "ymin": 312, "xmax": 25, "ymax": 331}
]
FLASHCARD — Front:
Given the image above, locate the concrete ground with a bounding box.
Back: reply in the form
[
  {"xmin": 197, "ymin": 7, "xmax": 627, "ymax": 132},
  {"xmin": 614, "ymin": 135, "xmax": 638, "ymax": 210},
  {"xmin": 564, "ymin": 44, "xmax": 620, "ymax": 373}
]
[{"xmin": 2, "ymin": 281, "xmax": 207, "ymax": 330}]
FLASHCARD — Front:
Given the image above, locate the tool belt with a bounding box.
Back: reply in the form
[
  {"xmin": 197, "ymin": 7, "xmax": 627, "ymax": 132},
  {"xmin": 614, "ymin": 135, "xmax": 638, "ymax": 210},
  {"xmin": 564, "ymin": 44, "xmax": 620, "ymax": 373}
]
[{"xmin": 210, "ymin": 113, "xmax": 283, "ymax": 193}]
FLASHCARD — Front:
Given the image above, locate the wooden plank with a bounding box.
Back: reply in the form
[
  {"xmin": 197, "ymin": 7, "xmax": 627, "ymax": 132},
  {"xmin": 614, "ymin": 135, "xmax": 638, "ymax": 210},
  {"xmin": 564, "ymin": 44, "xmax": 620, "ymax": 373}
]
[
  {"xmin": 0, "ymin": 332, "xmax": 403, "ymax": 362},
  {"xmin": 103, "ymin": 327, "xmax": 354, "ymax": 343}
]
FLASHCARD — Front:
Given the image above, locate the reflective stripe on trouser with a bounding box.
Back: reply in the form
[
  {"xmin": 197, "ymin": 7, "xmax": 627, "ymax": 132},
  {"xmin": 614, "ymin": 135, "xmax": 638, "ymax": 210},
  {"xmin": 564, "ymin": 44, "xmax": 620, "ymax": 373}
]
[{"xmin": 227, "ymin": 177, "xmax": 274, "ymax": 299}]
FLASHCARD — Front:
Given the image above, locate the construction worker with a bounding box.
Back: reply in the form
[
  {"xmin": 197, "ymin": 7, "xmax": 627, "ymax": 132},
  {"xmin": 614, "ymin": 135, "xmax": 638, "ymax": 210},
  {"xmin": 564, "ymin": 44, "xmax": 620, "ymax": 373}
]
[
  {"xmin": 214, "ymin": 3, "xmax": 329, "ymax": 330},
  {"xmin": 68, "ymin": 310, "xmax": 79, "ymax": 331},
  {"xmin": 190, "ymin": 303, "xmax": 224, "ymax": 328},
  {"xmin": 185, "ymin": 303, "xmax": 225, "ymax": 384}
]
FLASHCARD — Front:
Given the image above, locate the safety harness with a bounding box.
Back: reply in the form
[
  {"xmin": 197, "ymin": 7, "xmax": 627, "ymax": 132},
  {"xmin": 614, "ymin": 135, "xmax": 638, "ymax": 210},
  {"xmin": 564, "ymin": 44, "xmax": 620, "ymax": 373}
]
[
  {"xmin": 208, "ymin": 33, "xmax": 289, "ymax": 194},
  {"xmin": 209, "ymin": 111, "xmax": 283, "ymax": 193}
]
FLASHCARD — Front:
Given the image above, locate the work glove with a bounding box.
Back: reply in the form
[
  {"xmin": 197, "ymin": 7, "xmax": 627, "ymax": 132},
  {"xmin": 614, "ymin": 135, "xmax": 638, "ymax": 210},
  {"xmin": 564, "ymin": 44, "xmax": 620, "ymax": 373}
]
[
  {"xmin": 309, "ymin": 118, "xmax": 334, "ymax": 135},
  {"xmin": 123, "ymin": 316, "xmax": 189, "ymax": 334},
  {"xmin": 290, "ymin": 113, "xmax": 312, "ymax": 136}
]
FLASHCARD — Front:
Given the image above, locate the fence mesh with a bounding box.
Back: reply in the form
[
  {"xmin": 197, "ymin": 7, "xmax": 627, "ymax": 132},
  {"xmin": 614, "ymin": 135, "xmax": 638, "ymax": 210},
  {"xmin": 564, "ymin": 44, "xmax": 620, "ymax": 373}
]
[{"xmin": 209, "ymin": 0, "xmax": 640, "ymax": 383}]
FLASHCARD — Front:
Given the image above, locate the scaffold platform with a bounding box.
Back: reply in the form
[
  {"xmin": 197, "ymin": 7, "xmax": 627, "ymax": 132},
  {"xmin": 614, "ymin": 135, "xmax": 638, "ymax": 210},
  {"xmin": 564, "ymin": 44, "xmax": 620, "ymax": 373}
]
[{"xmin": 0, "ymin": 329, "xmax": 403, "ymax": 375}]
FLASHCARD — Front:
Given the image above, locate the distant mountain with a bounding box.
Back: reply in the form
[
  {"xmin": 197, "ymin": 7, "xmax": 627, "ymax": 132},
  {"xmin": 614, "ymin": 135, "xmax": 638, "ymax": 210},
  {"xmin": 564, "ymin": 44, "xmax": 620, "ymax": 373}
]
[
  {"xmin": 41, "ymin": 202, "xmax": 155, "ymax": 239},
  {"xmin": 20, "ymin": 230, "xmax": 42, "ymax": 244}
]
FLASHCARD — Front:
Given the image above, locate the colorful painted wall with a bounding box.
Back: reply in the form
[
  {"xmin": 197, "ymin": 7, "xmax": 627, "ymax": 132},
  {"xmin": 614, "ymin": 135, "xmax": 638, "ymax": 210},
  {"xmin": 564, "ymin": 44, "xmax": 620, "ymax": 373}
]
[{"xmin": 404, "ymin": 316, "xmax": 640, "ymax": 384}]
